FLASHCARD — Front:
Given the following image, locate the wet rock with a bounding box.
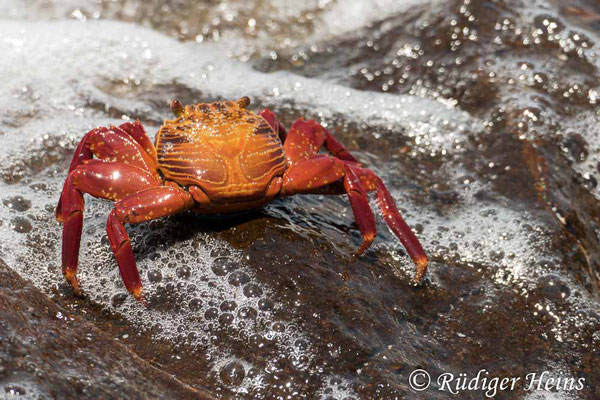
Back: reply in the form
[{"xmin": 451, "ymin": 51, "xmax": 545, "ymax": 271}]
[
  {"xmin": 0, "ymin": 260, "xmax": 214, "ymax": 400},
  {"xmin": 219, "ymin": 361, "xmax": 245, "ymax": 386},
  {"xmin": 0, "ymin": 0, "xmax": 598, "ymax": 398}
]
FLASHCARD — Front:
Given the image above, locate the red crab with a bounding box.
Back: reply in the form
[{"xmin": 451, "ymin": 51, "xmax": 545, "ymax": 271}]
[{"xmin": 56, "ymin": 97, "xmax": 427, "ymax": 301}]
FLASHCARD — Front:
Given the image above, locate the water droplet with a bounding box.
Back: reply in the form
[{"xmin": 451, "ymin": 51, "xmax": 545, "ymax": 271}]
[
  {"xmin": 11, "ymin": 216, "xmax": 32, "ymax": 233},
  {"xmin": 537, "ymin": 274, "xmax": 571, "ymax": 300},
  {"xmin": 249, "ymin": 333, "xmax": 266, "ymax": 348},
  {"xmin": 219, "ymin": 361, "xmax": 245, "ymax": 386},
  {"xmin": 176, "ymin": 265, "xmax": 191, "ymax": 279},
  {"xmin": 4, "ymin": 385, "xmax": 26, "ymax": 395},
  {"xmin": 228, "ymin": 271, "xmax": 250, "ymax": 286},
  {"xmin": 243, "ymin": 283, "xmax": 263, "ymax": 298},
  {"xmin": 220, "ymin": 300, "xmax": 237, "ymax": 312},
  {"xmin": 147, "ymin": 269, "xmax": 162, "ymax": 283},
  {"xmin": 219, "ymin": 312, "xmax": 234, "ymax": 325},
  {"xmin": 210, "ymin": 248, "xmax": 231, "ymax": 257},
  {"xmin": 258, "ymin": 298, "xmax": 274, "ymax": 311},
  {"xmin": 188, "ymin": 298, "xmax": 202, "ymax": 311},
  {"xmin": 204, "ymin": 307, "xmax": 219, "ymax": 319},
  {"xmin": 295, "ymin": 339, "xmax": 309, "ymax": 351},
  {"xmin": 3, "ymin": 196, "xmax": 31, "ymax": 212},
  {"xmin": 111, "ymin": 293, "xmax": 127, "ymax": 307},
  {"xmin": 237, "ymin": 306, "xmax": 257, "ymax": 320},
  {"xmin": 489, "ymin": 250, "xmax": 505, "ymax": 262},
  {"xmin": 211, "ymin": 257, "xmax": 237, "ymax": 276}
]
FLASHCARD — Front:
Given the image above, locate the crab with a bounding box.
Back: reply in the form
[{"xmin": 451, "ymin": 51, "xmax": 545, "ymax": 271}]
[{"xmin": 56, "ymin": 97, "xmax": 427, "ymax": 301}]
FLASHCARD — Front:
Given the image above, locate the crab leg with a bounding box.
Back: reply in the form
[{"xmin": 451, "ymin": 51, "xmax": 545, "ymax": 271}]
[
  {"xmin": 276, "ymin": 111, "xmax": 428, "ymax": 280},
  {"xmin": 280, "ymin": 155, "xmax": 346, "ymax": 195},
  {"xmin": 57, "ymin": 122, "xmax": 158, "ymax": 218},
  {"xmin": 343, "ymin": 166, "xmax": 377, "ymax": 255},
  {"xmin": 259, "ymin": 109, "xmax": 288, "ymax": 142},
  {"xmin": 283, "ymin": 158, "xmax": 427, "ymax": 281},
  {"xmin": 282, "ymin": 119, "xmax": 328, "ymax": 162},
  {"xmin": 63, "ymin": 122, "xmax": 156, "ymax": 174},
  {"xmin": 281, "ymin": 156, "xmax": 370, "ymax": 248},
  {"xmin": 59, "ymin": 175, "xmax": 84, "ymax": 293},
  {"xmin": 281, "ymin": 155, "xmax": 377, "ymax": 255},
  {"xmin": 107, "ymin": 186, "xmax": 194, "ymax": 300},
  {"xmin": 87, "ymin": 126, "xmax": 157, "ymax": 172},
  {"xmin": 261, "ymin": 111, "xmax": 359, "ymax": 163},
  {"xmin": 66, "ymin": 129, "xmax": 96, "ymax": 172},
  {"xmin": 349, "ymin": 164, "xmax": 428, "ymax": 281},
  {"xmin": 58, "ymin": 161, "xmax": 161, "ymax": 293},
  {"xmin": 117, "ymin": 120, "xmax": 158, "ymax": 161},
  {"xmin": 280, "ymin": 117, "xmax": 358, "ymax": 163},
  {"xmin": 375, "ymin": 177, "xmax": 428, "ymax": 281}
]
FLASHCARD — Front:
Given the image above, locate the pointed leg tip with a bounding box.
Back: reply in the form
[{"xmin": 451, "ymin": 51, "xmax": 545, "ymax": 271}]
[
  {"xmin": 356, "ymin": 235, "xmax": 375, "ymax": 256},
  {"xmin": 64, "ymin": 271, "xmax": 82, "ymax": 295},
  {"xmin": 131, "ymin": 287, "xmax": 149, "ymax": 307},
  {"xmin": 412, "ymin": 256, "xmax": 428, "ymax": 284},
  {"xmin": 55, "ymin": 202, "xmax": 64, "ymax": 222}
]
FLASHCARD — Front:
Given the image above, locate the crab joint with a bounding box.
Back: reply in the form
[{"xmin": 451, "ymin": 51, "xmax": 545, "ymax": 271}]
[
  {"xmin": 170, "ymin": 99, "xmax": 184, "ymax": 117},
  {"xmin": 237, "ymin": 96, "xmax": 250, "ymax": 108}
]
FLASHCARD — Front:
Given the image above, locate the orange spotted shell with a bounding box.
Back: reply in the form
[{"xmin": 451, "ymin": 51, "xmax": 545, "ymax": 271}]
[{"xmin": 156, "ymin": 100, "xmax": 286, "ymax": 202}]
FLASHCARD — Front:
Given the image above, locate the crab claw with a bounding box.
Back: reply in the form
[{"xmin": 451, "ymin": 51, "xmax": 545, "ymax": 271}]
[{"xmin": 170, "ymin": 99, "xmax": 184, "ymax": 117}]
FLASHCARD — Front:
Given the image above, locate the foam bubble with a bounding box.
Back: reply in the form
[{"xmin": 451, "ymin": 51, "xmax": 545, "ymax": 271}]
[
  {"xmin": 0, "ymin": 171, "xmax": 316, "ymax": 385},
  {"xmin": 0, "ymin": 11, "xmax": 597, "ymax": 397}
]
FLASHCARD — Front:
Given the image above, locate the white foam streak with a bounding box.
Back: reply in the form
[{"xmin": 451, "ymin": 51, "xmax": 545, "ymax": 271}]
[{"xmin": 0, "ymin": 19, "xmax": 473, "ymax": 153}]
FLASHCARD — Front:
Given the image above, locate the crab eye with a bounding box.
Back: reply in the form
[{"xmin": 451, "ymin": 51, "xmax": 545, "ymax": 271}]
[
  {"xmin": 237, "ymin": 96, "xmax": 250, "ymax": 109},
  {"xmin": 170, "ymin": 99, "xmax": 184, "ymax": 117}
]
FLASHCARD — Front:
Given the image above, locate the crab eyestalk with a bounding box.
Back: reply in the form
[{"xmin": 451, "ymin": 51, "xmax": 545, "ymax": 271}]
[
  {"xmin": 237, "ymin": 96, "xmax": 250, "ymax": 109},
  {"xmin": 170, "ymin": 99, "xmax": 184, "ymax": 117}
]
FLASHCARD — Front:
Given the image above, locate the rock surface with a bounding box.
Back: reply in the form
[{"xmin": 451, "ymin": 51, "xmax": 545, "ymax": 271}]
[
  {"xmin": 0, "ymin": 0, "xmax": 599, "ymax": 399},
  {"xmin": 0, "ymin": 260, "xmax": 214, "ymax": 399}
]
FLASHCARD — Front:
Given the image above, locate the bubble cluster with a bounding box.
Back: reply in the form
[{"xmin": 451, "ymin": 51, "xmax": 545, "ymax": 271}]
[
  {"xmin": 317, "ymin": 376, "xmax": 357, "ymax": 400},
  {"xmin": 0, "ymin": 1, "xmax": 599, "ymax": 397},
  {"xmin": 0, "ymin": 168, "xmax": 320, "ymax": 395}
]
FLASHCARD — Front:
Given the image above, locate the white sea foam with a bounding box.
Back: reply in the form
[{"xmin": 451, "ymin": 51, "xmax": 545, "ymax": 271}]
[
  {"xmin": 0, "ymin": 15, "xmax": 558, "ymax": 333},
  {"xmin": 0, "ymin": 19, "xmax": 461, "ymax": 398},
  {"xmin": 0, "ymin": 10, "xmax": 593, "ymax": 397},
  {"xmin": 0, "ymin": 19, "xmax": 473, "ymax": 145},
  {"xmin": 317, "ymin": 0, "xmax": 434, "ymax": 36}
]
